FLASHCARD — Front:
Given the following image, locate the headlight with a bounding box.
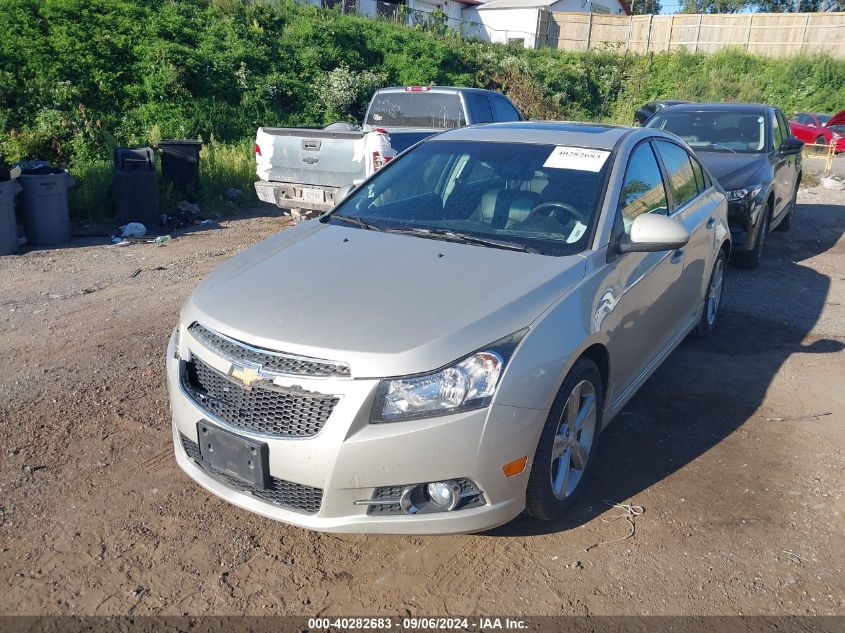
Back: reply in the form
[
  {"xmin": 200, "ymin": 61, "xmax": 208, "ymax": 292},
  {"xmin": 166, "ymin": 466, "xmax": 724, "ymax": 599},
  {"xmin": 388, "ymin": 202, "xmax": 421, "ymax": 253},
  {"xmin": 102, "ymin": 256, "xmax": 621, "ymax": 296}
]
[
  {"xmin": 726, "ymin": 184, "xmax": 763, "ymax": 202},
  {"xmin": 371, "ymin": 330, "xmax": 527, "ymax": 422}
]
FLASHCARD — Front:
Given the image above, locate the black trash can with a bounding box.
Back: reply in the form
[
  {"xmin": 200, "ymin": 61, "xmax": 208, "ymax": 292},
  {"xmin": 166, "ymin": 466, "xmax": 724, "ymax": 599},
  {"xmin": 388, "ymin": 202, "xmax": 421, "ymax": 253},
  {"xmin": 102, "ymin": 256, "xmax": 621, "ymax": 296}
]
[
  {"xmin": 18, "ymin": 167, "xmax": 75, "ymax": 246},
  {"xmin": 0, "ymin": 179, "xmax": 22, "ymax": 255},
  {"xmin": 113, "ymin": 147, "xmax": 159, "ymax": 225},
  {"xmin": 159, "ymin": 140, "xmax": 202, "ymax": 190}
]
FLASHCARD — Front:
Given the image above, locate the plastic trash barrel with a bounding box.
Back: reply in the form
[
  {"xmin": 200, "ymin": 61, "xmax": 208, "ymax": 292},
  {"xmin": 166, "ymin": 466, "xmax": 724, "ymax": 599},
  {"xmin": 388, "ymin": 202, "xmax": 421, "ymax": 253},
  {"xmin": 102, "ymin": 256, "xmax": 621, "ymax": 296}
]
[
  {"xmin": 18, "ymin": 169, "xmax": 74, "ymax": 246},
  {"xmin": 113, "ymin": 147, "xmax": 159, "ymax": 225},
  {"xmin": 0, "ymin": 179, "xmax": 22, "ymax": 255},
  {"xmin": 159, "ymin": 140, "xmax": 202, "ymax": 190}
]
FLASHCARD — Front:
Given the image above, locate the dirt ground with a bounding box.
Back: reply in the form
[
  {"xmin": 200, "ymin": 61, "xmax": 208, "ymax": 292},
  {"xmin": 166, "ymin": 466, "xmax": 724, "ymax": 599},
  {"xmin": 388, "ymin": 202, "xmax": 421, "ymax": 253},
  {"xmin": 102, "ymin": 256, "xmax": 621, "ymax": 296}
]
[{"xmin": 1, "ymin": 185, "xmax": 843, "ymax": 617}]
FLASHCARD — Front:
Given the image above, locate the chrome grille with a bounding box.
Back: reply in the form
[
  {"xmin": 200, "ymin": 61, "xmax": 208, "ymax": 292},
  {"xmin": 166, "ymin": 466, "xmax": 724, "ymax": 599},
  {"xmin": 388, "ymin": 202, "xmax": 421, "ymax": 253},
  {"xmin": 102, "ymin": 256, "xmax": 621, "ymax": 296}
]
[
  {"xmin": 182, "ymin": 355, "xmax": 338, "ymax": 437},
  {"xmin": 180, "ymin": 434, "xmax": 323, "ymax": 513},
  {"xmin": 189, "ymin": 323, "xmax": 350, "ymax": 378}
]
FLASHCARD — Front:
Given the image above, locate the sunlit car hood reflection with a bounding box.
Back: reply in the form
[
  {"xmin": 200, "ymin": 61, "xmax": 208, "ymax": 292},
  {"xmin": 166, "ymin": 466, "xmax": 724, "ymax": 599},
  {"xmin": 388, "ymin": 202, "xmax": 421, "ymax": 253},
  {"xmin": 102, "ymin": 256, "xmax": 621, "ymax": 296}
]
[{"xmin": 182, "ymin": 221, "xmax": 586, "ymax": 378}]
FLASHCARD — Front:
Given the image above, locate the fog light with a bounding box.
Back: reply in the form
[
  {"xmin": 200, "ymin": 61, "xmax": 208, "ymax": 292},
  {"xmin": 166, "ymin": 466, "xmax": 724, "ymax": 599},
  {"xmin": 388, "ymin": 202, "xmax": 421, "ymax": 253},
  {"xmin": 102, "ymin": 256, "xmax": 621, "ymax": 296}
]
[{"xmin": 427, "ymin": 481, "xmax": 462, "ymax": 511}]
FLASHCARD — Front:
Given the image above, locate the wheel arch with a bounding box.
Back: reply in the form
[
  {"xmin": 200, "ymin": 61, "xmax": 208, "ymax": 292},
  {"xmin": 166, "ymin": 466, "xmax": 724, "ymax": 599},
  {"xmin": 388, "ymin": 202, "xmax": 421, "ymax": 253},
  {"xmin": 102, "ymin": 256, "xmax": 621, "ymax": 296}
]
[{"xmin": 579, "ymin": 343, "xmax": 610, "ymax": 397}]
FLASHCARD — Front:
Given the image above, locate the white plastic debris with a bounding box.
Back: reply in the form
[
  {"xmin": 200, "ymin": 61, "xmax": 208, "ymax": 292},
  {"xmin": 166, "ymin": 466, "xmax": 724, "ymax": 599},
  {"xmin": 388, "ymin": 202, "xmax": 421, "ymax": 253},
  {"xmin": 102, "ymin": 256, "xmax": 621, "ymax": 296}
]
[
  {"xmin": 821, "ymin": 176, "xmax": 845, "ymax": 191},
  {"xmin": 120, "ymin": 222, "xmax": 147, "ymax": 237}
]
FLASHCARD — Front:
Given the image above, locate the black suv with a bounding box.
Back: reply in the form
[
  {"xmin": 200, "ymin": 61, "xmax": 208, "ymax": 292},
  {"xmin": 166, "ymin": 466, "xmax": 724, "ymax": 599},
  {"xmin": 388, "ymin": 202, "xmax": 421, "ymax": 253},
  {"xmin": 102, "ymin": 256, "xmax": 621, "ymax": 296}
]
[{"xmin": 646, "ymin": 102, "xmax": 803, "ymax": 268}]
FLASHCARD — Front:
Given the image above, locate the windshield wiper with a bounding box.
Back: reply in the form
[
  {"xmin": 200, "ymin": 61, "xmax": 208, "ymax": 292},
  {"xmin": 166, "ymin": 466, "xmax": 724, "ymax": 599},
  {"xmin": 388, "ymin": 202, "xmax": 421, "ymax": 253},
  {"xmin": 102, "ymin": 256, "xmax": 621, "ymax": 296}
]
[
  {"xmin": 383, "ymin": 227, "xmax": 541, "ymax": 254},
  {"xmin": 706, "ymin": 143, "xmax": 738, "ymax": 153},
  {"xmin": 328, "ymin": 214, "xmax": 382, "ymax": 231}
]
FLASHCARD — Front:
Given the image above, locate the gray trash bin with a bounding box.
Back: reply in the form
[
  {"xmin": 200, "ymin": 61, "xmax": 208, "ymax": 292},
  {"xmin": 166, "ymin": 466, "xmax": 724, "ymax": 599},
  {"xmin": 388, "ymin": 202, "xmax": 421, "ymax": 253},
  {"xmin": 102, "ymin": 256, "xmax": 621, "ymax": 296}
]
[
  {"xmin": 113, "ymin": 147, "xmax": 159, "ymax": 225},
  {"xmin": 0, "ymin": 179, "xmax": 22, "ymax": 255},
  {"xmin": 18, "ymin": 169, "xmax": 75, "ymax": 246}
]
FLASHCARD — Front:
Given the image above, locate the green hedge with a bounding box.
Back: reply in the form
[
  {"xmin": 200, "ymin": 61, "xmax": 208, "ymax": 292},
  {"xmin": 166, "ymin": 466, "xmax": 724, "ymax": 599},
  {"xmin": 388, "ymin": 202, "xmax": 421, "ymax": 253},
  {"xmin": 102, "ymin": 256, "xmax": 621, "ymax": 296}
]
[{"xmin": 1, "ymin": 0, "xmax": 843, "ymax": 217}]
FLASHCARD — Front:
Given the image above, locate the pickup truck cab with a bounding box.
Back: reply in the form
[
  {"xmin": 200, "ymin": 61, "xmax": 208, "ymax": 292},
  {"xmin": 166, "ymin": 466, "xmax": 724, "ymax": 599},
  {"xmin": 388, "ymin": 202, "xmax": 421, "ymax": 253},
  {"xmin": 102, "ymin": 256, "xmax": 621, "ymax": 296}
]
[{"xmin": 254, "ymin": 86, "xmax": 522, "ymax": 218}]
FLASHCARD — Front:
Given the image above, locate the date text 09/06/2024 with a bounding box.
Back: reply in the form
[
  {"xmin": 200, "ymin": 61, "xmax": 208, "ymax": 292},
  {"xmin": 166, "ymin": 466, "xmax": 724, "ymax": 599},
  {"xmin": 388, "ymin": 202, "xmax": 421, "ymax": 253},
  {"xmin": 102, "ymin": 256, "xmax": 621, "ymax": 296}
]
[{"xmin": 307, "ymin": 618, "xmax": 529, "ymax": 630}]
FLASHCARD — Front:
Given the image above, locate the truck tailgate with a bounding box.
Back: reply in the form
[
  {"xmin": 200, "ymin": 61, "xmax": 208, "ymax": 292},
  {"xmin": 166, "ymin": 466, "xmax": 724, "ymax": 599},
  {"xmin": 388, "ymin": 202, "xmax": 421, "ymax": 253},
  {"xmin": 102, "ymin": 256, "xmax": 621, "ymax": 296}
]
[{"xmin": 255, "ymin": 127, "xmax": 370, "ymax": 187}]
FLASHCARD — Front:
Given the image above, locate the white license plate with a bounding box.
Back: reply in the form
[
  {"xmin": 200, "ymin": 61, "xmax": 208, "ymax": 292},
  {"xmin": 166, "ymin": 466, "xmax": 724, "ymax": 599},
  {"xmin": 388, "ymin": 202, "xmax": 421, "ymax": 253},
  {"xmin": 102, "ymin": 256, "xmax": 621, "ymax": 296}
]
[{"xmin": 301, "ymin": 188, "xmax": 325, "ymax": 203}]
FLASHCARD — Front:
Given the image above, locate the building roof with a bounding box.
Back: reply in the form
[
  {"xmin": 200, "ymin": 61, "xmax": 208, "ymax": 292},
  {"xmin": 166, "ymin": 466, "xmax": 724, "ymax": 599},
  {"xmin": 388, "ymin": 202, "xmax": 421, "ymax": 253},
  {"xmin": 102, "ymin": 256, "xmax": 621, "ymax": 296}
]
[
  {"xmin": 474, "ymin": 0, "xmax": 631, "ymax": 13},
  {"xmin": 474, "ymin": 0, "xmax": 557, "ymax": 9}
]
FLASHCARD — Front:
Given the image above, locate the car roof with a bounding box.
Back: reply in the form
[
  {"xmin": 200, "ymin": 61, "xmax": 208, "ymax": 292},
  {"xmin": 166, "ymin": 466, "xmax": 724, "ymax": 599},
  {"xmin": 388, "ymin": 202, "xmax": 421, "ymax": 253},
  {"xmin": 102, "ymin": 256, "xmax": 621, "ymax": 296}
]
[
  {"xmin": 432, "ymin": 121, "xmax": 637, "ymax": 150},
  {"xmin": 375, "ymin": 86, "xmax": 503, "ymax": 96},
  {"xmin": 657, "ymin": 102, "xmax": 772, "ymax": 114}
]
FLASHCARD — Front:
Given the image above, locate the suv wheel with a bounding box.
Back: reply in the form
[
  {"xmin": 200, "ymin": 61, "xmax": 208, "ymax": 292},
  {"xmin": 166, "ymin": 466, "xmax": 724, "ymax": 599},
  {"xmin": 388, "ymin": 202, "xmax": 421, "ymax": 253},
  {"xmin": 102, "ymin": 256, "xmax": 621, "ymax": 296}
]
[
  {"xmin": 525, "ymin": 358, "xmax": 604, "ymax": 521},
  {"xmin": 776, "ymin": 183, "xmax": 798, "ymax": 232},
  {"xmin": 734, "ymin": 204, "xmax": 770, "ymax": 269}
]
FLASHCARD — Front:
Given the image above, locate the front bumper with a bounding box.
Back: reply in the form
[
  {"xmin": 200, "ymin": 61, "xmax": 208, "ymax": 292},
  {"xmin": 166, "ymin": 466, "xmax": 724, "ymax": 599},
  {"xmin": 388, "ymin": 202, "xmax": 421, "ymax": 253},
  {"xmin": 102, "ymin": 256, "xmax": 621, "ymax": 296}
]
[
  {"xmin": 166, "ymin": 329, "xmax": 544, "ymax": 534},
  {"xmin": 254, "ymin": 180, "xmax": 339, "ymax": 213}
]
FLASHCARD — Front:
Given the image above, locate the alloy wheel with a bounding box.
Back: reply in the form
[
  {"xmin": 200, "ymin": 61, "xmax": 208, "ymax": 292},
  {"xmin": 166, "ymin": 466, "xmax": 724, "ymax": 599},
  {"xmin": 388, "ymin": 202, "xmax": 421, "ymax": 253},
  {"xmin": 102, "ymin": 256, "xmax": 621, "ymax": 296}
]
[
  {"xmin": 706, "ymin": 256, "xmax": 725, "ymax": 326},
  {"xmin": 550, "ymin": 380, "xmax": 597, "ymax": 500}
]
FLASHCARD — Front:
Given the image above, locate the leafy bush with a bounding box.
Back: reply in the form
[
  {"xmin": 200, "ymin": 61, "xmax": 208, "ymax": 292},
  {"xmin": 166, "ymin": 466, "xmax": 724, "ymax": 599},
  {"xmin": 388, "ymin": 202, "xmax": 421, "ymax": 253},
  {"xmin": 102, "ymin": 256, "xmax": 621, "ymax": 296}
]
[{"xmin": 1, "ymin": 0, "xmax": 843, "ymax": 219}]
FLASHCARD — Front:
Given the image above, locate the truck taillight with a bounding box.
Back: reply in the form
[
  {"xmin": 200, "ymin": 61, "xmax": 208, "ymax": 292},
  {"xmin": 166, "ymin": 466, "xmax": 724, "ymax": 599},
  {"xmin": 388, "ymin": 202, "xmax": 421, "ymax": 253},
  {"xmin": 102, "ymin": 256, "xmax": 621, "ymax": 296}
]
[
  {"xmin": 404, "ymin": 86, "xmax": 431, "ymax": 92},
  {"xmin": 254, "ymin": 143, "xmax": 262, "ymax": 156}
]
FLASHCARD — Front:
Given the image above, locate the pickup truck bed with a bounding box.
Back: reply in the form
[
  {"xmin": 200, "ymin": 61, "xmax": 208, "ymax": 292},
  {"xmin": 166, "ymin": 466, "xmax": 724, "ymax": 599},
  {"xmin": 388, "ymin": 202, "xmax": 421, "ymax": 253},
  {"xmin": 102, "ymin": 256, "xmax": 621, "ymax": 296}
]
[
  {"xmin": 254, "ymin": 87, "xmax": 523, "ymax": 217},
  {"xmin": 254, "ymin": 127, "xmax": 383, "ymax": 212}
]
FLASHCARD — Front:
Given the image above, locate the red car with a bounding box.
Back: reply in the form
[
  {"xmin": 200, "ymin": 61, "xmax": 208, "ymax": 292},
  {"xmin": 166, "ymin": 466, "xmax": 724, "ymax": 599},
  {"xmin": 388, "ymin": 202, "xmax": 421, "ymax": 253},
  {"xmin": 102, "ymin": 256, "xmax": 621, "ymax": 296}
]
[{"xmin": 789, "ymin": 110, "xmax": 845, "ymax": 152}]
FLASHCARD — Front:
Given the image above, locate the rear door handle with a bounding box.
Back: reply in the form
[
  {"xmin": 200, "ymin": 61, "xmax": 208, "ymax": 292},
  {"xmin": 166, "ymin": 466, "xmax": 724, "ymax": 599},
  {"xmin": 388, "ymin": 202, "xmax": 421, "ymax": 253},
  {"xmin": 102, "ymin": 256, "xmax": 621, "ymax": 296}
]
[
  {"xmin": 671, "ymin": 249, "xmax": 684, "ymax": 264},
  {"xmin": 706, "ymin": 217, "xmax": 716, "ymax": 229}
]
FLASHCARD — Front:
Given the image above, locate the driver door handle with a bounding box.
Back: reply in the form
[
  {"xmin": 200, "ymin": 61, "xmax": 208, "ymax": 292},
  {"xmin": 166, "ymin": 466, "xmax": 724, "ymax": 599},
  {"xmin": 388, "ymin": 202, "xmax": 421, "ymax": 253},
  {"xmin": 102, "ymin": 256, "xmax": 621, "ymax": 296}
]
[{"xmin": 671, "ymin": 249, "xmax": 684, "ymax": 264}]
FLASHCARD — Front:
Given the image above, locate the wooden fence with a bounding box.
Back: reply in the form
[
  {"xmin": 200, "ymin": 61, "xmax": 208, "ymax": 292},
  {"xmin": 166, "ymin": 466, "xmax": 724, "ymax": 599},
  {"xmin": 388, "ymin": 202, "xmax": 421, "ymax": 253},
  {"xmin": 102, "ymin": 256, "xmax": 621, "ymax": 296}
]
[{"xmin": 539, "ymin": 11, "xmax": 845, "ymax": 57}]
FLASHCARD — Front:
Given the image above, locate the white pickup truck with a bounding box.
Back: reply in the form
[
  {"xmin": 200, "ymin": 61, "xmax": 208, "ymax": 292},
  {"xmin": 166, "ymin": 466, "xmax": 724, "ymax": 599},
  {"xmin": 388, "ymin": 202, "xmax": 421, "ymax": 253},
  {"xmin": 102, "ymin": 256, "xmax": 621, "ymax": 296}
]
[{"xmin": 254, "ymin": 86, "xmax": 522, "ymax": 217}]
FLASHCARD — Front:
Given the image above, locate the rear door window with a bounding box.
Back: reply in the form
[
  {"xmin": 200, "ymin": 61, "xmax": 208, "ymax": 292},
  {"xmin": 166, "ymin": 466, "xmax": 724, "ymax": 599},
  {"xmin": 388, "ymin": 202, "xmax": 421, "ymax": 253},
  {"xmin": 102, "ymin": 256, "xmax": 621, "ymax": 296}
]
[
  {"xmin": 490, "ymin": 96, "xmax": 521, "ymax": 122},
  {"xmin": 467, "ymin": 94, "xmax": 493, "ymax": 124},
  {"xmin": 773, "ymin": 112, "xmax": 785, "ymax": 149},
  {"xmin": 654, "ymin": 140, "xmax": 699, "ymax": 210},
  {"xmin": 776, "ymin": 110, "xmax": 792, "ymax": 140},
  {"xmin": 689, "ymin": 154, "xmax": 707, "ymax": 192}
]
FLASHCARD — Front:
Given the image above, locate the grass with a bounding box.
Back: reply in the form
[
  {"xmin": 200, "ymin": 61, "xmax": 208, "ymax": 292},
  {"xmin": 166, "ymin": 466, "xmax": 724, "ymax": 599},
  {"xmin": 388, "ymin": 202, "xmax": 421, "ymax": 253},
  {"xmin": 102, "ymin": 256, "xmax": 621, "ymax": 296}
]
[{"xmin": 67, "ymin": 140, "xmax": 258, "ymax": 223}]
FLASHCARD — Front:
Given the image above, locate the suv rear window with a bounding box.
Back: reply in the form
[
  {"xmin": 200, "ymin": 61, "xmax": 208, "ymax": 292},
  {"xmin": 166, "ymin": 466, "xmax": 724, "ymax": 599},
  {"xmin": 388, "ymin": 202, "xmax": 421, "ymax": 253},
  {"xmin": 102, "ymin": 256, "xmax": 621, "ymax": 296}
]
[{"xmin": 366, "ymin": 92, "xmax": 466, "ymax": 129}]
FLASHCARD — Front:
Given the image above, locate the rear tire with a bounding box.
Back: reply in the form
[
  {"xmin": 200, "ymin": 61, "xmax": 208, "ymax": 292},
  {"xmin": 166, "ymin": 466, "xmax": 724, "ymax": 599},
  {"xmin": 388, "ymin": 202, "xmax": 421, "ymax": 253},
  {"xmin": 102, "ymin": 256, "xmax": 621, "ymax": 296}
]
[
  {"xmin": 734, "ymin": 203, "xmax": 770, "ymax": 270},
  {"xmin": 525, "ymin": 358, "xmax": 604, "ymax": 522},
  {"xmin": 694, "ymin": 250, "xmax": 727, "ymax": 337}
]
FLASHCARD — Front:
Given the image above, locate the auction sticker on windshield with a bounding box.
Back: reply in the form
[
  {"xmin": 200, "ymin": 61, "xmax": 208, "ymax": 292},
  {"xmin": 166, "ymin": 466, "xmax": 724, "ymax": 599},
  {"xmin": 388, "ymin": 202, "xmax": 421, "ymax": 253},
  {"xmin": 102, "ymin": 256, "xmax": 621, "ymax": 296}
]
[{"xmin": 544, "ymin": 146, "xmax": 610, "ymax": 172}]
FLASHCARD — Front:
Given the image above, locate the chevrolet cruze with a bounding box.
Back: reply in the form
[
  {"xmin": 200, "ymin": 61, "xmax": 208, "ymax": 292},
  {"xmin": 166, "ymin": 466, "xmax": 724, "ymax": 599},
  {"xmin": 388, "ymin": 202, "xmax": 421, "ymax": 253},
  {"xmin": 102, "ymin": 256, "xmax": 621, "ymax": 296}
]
[{"xmin": 167, "ymin": 122, "xmax": 730, "ymax": 534}]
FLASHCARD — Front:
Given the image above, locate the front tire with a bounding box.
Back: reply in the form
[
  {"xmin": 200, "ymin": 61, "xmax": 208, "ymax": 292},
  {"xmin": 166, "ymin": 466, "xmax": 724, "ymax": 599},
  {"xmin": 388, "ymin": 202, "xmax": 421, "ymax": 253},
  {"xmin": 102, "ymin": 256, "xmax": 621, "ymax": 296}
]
[
  {"xmin": 694, "ymin": 249, "xmax": 727, "ymax": 337},
  {"xmin": 734, "ymin": 203, "xmax": 770, "ymax": 270},
  {"xmin": 776, "ymin": 182, "xmax": 798, "ymax": 232},
  {"xmin": 525, "ymin": 358, "xmax": 604, "ymax": 521}
]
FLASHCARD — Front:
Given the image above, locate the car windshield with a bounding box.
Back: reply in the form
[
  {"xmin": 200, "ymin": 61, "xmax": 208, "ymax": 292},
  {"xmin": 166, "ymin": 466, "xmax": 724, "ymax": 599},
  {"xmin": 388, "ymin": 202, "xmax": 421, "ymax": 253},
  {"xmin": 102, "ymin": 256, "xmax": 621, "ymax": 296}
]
[
  {"xmin": 327, "ymin": 140, "xmax": 611, "ymax": 256},
  {"xmin": 365, "ymin": 92, "xmax": 466, "ymax": 129},
  {"xmin": 816, "ymin": 114, "xmax": 832, "ymax": 125},
  {"xmin": 647, "ymin": 110, "xmax": 767, "ymax": 153}
]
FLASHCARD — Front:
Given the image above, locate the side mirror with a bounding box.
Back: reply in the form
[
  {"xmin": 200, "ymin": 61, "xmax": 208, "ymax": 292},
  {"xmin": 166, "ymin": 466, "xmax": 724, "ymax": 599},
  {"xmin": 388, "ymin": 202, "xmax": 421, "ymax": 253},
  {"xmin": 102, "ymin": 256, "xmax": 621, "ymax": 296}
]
[
  {"xmin": 780, "ymin": 137, "xmax": 804, "ymax": 154},
  {"xmin": 334, "ymin": 184, "xmax": 355, "ymax": 206},
  {"xmin": 618, "ymin": 214, "xmax": 690, "ymax": 253}
]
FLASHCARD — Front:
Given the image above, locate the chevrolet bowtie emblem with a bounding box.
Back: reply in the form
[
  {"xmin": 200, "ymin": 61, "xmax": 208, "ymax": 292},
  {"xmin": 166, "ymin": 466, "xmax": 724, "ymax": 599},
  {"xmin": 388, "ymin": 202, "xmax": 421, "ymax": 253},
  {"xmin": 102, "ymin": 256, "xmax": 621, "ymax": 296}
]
[{"xmin": 229, "ymin": 363, "xmax": 263, "ymax": 389}]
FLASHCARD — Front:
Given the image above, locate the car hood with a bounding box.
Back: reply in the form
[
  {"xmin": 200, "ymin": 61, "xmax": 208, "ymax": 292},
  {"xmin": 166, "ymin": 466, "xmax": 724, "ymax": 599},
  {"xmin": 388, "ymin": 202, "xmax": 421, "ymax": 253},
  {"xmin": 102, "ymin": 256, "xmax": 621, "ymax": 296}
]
[
  {"xmin": 695, "ymin": 151, "xmax": 768, "ymax": 191},
  {"xmin": 182, "ymin": 221, "xmax": 586, "ymax": 378},
  {"xmin": 826, "ymin": 108, "xmax": 845, "ymax": 128}
]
